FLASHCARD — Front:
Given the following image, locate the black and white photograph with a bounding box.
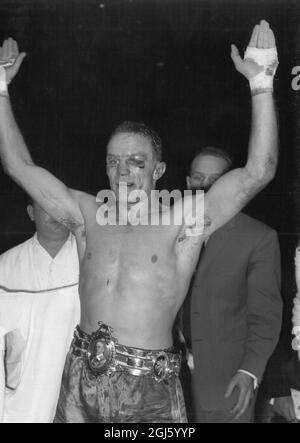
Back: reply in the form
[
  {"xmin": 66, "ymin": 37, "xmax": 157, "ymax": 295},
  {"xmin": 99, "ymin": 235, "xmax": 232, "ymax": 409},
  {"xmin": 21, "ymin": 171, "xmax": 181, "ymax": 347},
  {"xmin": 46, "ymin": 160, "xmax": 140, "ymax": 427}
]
[{"xmin": 0, "ymin": 0, "xmax": 299, "ymax": 426}]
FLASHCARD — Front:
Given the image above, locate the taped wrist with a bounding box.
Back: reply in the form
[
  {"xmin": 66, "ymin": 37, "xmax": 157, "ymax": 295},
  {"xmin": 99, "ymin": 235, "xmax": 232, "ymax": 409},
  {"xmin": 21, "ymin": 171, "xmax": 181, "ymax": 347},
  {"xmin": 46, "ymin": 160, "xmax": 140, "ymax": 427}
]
[
  {"xmin": 244, "ymin": 47, "xmax": 279, "ymax": 95},
  {"xmin": 0, "ymin": 66, "xmax": 8, "ymax": 96}
]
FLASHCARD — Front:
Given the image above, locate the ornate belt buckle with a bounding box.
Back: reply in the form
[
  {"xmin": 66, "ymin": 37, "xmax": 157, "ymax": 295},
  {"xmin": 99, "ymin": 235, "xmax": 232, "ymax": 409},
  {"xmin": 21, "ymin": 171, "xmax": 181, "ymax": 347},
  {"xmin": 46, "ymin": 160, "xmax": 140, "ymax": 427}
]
[
  {"xmin": 152, "ymin": 351, "xmax": 171, "ymax": 382},
  {"xmin": 87, "ymin": 323, "xmax": 116, "ymax": 376},
  {"xmin": 172, "ymin": 353, "xmax": 182, "ymax": 377}
]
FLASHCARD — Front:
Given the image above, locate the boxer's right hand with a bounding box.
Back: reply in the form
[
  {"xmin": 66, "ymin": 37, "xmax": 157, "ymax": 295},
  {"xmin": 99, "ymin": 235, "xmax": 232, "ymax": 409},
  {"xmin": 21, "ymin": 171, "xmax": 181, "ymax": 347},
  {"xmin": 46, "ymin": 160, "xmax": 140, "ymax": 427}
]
[{"xmin": 0, "ymin": 38, "xmax": 26, "ymax": 83}]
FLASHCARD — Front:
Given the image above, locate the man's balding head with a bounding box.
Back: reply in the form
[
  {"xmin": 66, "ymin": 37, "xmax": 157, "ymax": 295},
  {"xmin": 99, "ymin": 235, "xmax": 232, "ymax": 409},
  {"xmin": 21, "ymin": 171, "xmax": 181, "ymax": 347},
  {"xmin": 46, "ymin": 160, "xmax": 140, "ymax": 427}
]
[{"xmin": 187, "ymin": 146, "xmax": 233, "ymax": 192}]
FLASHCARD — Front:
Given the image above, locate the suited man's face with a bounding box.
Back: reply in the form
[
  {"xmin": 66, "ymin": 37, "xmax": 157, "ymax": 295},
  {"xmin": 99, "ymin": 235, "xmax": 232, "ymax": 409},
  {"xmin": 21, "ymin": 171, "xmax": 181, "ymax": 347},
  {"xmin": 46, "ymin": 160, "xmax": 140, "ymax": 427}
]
[{"xmin": 186, "ymin": 154, "xmax": 229, "ymax": 192}]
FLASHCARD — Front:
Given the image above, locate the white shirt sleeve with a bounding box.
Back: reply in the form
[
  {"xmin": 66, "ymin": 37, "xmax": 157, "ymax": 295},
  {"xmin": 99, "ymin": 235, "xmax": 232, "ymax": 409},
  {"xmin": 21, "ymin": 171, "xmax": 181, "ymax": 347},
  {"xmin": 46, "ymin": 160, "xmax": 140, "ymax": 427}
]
[{"xmin": 238, "ymin": 369, "xmax": 259, "ymax": 390}]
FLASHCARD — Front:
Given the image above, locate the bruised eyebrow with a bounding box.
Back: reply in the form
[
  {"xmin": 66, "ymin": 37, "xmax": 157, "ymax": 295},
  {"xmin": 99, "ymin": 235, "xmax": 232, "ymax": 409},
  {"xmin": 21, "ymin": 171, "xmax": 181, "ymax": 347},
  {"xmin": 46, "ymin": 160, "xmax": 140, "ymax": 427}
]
[{"xmin": 128, "ymin": 154, "xmax": 148, "ymax": 161}]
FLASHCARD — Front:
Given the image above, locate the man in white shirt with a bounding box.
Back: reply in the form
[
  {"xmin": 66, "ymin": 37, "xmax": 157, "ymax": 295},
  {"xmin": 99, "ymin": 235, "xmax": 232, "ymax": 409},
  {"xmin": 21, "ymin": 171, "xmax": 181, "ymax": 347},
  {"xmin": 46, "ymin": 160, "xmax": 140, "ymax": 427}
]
[{"xmin": 0, "ymin": 200, "xmax": 80, "ymax": 423}]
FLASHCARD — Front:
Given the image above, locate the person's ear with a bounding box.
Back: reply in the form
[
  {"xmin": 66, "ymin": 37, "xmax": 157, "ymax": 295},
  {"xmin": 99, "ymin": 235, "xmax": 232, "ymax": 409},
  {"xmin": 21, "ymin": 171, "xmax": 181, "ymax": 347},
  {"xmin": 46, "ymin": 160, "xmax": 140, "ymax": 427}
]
[
  {"xmin": 186, "ymin": 176, "xmax": 191, "ymax": 190},
  {"xmin": 153, "ymin": 162, "xmax": 166, "ymax": 181},
  {"xmin": 27, "ymin": 205, "xmax": 35, "ymax": 222}
]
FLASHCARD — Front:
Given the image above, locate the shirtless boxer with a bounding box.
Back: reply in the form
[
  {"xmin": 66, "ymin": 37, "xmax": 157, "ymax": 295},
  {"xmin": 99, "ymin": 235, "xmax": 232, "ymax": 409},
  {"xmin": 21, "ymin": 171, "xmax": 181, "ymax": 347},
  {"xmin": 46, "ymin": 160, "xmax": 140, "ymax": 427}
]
[{"xmin": 0, "ymin": 21, "xmax": 279, "ymax": 423}]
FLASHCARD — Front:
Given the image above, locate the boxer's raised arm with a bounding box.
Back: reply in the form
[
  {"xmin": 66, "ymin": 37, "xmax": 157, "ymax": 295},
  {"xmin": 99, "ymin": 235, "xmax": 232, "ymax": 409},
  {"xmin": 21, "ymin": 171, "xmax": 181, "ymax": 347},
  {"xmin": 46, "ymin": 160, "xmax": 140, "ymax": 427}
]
[
  {"xmin": 0, "ymin": 39, "xmax": 84, "ymax": 232},
  {"xmin": 205, "ymin": 20, "xmax": 278, "ymax": 235}
]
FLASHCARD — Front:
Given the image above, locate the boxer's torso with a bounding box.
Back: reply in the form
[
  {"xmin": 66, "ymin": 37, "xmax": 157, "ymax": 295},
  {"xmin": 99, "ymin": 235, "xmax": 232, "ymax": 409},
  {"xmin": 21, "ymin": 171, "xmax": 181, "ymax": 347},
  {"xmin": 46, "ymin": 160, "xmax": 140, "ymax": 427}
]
[{"xmin": 74, "ymin": 194, "xmax": 204, "ymax": 350}]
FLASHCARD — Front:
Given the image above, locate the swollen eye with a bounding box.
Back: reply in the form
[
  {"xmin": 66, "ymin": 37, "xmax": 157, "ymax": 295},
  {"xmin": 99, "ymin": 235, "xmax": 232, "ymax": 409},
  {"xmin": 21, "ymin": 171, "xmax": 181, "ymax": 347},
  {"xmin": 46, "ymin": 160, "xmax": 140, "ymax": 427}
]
[{"xmin": 128, "ymin": 159, "xmax": 145, "ymax": 168}]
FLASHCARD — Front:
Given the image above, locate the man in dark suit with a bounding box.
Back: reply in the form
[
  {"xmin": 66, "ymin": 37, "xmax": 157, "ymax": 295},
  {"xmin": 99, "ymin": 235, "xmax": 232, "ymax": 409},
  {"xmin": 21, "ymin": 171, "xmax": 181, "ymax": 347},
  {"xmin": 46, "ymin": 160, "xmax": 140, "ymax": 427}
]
[{"xmin": 183, "ymin": 147, "xmax": 283, "ymax": 423}]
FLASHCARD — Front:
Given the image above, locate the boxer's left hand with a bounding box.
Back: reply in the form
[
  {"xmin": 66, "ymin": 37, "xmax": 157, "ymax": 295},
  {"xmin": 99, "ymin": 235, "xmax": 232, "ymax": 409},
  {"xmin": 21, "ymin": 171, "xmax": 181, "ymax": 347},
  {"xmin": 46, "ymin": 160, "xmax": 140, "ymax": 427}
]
[
  {"xmin": 225, "ymin": 372, "xmax": 254, "ymax": 420},
  {"xmin": 0, "ymin": 38, "xmax": 26, "ymax": 84},
  {"xmin": 231, "ymin": 20, "xmax": 276, "ymax": 81}
]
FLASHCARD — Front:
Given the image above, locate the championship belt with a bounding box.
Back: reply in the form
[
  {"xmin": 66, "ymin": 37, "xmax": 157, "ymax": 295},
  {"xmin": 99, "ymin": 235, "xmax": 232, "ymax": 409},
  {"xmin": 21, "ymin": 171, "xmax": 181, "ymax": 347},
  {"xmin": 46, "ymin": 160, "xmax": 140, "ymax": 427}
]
[
  {"xmin": 72, "ymin": 323, "xmax": 182, "ymax": 380},
  {"xmin": 79, "ymin": 322, "xmax": 117, "ymax": 376},
  {"xmin": 152, "ymin": 351, "xmax": 180, "ymax": 382}
]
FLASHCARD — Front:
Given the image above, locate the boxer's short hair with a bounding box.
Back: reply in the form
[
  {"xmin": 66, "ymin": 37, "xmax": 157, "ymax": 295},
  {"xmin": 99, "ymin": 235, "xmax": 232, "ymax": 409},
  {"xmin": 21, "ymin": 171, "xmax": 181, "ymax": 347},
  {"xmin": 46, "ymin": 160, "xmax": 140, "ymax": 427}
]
[{"xmin": 110, "ymin": 121, "xmax": 163, "ymax": 161}]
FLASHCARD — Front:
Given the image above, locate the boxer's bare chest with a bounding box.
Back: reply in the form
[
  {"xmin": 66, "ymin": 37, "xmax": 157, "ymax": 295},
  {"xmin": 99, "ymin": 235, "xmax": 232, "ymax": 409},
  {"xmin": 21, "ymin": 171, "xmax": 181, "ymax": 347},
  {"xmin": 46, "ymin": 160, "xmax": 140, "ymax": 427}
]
[{"xmin": 74, "ymin": 197, "xmax": 204, "ymax": 293}]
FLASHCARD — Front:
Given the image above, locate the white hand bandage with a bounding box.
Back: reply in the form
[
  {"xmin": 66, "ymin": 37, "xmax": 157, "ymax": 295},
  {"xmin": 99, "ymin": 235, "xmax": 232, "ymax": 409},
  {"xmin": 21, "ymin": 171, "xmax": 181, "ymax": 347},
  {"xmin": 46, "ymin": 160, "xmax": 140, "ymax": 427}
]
[
  {"xmin": 244, "ymin": 46, "xmax": 279, "ymax": 94},
  {"xmin": 0, "ymin": 58, "xmax": 15, "ymax": 68},
  {"xmin": 0, "ymin": 66, "xmax": 8, "ymax": 96}
]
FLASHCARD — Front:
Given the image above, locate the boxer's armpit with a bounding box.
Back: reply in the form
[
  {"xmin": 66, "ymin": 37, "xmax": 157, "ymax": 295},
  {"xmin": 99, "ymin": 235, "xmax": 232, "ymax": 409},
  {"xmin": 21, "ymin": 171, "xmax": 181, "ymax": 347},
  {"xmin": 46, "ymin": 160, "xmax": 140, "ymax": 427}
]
[{"xmin": 60, "ymin": 216, "xmax": 84, "ymax": 233}]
